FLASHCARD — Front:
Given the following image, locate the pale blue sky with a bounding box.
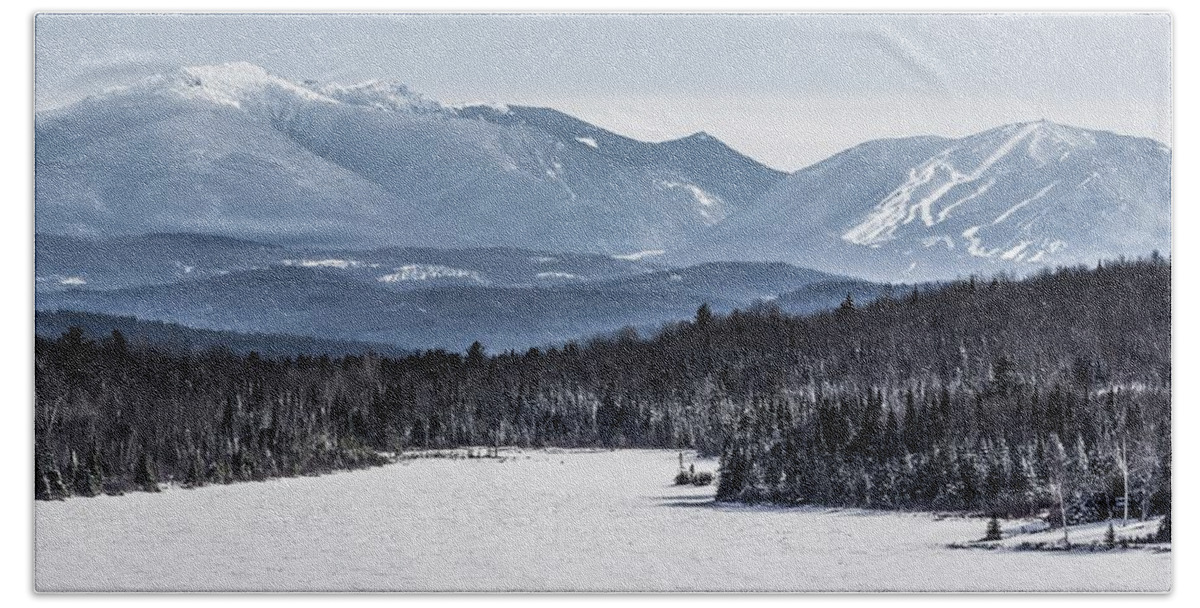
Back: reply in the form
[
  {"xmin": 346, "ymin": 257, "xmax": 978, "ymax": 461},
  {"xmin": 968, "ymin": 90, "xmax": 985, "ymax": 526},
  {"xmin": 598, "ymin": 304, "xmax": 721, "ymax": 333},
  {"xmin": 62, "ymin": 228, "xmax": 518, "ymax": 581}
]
[{"xmin": 35, "ymin": 13, "xmax": 1172, "ymax": 170}]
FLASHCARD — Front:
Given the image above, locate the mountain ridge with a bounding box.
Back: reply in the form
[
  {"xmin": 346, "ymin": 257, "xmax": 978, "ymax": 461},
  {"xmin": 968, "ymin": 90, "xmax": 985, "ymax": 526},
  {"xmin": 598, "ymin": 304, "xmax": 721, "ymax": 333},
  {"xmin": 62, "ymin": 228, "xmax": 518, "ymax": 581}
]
[
  {"xmin": 37, "ymin": 242, "xmax": 879, "ymax": 351},
  {"xmin": 36, "ymin": 62, "xmax": 1171, "ymax": 283},
  {"xmin": 36, "ymin": 62, "xmax": 784, "ymax": 256}
]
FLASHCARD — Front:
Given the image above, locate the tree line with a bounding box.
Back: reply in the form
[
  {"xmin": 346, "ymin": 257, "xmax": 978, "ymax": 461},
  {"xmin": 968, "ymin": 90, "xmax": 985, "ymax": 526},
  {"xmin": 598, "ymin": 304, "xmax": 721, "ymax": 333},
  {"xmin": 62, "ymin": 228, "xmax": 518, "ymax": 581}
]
[
  {"xmin": 36, "ymin": 255, "xmax": 1170, "ymax": 524},
  {"xmin": 714, "ymin": 255, "xmax": 1170, "ymax": 524}
]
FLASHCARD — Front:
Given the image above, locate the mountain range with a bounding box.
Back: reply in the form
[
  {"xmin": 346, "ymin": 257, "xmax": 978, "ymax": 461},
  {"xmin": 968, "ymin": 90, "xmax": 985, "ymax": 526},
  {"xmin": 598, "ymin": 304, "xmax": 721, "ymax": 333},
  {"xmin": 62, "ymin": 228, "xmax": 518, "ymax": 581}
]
[
  {"xmin": 33, "ymin": 62, "xmax": 1171, "ymax": 350},
  {"xmin": 36, "ymin": 62, "xmax": 1171, "ymax": 282}
]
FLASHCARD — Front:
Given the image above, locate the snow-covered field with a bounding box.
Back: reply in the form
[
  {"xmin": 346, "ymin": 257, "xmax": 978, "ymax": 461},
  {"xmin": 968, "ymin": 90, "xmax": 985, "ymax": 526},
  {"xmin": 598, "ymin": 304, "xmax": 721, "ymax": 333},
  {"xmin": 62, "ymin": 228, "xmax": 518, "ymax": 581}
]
[{"xmin": 35, "ymin": 449, "xmax": 1170, "ymax": 592}]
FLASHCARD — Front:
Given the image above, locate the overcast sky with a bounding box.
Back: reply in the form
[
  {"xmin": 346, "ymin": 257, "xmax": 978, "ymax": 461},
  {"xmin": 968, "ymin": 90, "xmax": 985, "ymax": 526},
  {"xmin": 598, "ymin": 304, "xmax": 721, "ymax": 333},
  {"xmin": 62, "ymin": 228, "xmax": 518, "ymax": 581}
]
[{"xmin": 35, "ymin": 13, "xmax": 1171, "ymax": 170}]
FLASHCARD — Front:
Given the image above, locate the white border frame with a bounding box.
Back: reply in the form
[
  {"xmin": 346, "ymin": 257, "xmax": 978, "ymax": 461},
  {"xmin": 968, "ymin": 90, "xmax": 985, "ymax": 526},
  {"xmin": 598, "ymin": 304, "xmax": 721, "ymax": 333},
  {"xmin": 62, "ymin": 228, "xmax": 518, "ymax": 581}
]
[{"xmin": 4, "ymin": 1, "xmax": 1191, "ymax": 606}]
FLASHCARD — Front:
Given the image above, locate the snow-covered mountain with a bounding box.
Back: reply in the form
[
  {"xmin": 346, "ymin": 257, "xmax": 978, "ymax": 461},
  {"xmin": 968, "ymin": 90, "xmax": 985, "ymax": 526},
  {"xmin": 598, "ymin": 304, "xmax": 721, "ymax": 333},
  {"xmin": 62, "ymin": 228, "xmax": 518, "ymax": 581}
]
[
  {"xmin": 686, "ymin": 121, "xmax": 1171, "ymax": 281},
  {"xmin": 456, "ymin": 105, "xmax": 782, "ymax": 217},
  {"xmin": 35, "ymin": 62, "xmax": 1170, "ymax": 283},
  {"xmin": 35, "ymin": 62, "xmax": 784, "ymax": 254}
]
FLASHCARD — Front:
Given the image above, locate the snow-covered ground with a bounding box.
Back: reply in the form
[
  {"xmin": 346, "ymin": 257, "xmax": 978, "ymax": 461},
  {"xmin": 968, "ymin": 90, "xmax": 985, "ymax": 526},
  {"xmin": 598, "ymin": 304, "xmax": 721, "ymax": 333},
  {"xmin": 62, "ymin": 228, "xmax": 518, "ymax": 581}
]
[
  {"xmin": 35, "ymin": 449, "xmax": 1171, "ymax": 592},
  {"xmin": 961, "ymin": 515, "xmax": 1168, "ymax": 552}
]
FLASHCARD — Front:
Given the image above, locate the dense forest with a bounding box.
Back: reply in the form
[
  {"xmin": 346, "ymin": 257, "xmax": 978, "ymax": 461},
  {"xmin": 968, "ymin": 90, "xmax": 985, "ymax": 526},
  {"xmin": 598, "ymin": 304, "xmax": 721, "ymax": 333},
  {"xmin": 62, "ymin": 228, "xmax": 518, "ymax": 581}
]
[{"xmin": 35, "ymin": 256, "xmax": 1170, "ymax": 524}]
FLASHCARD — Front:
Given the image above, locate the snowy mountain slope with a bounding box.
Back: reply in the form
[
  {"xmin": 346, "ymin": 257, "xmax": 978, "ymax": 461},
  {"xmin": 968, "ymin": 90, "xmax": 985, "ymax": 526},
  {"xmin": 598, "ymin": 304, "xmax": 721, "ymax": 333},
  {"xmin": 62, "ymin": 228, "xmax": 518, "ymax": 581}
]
[
  {"xmin": 685, "ymin": 121, "xmax": 1170, "ymax": 281},
  {"xmin": 35, "ymin": 86, "xmax": 394, "ymax": 244},
  {"xmin": 35, "ymin": 62, "xmax": 785, "ymax": 255},
  {"xmin": 458, "ymin": 105, "xmax": 785, "ymax": 211},
  {"xmin": 683, "ymin": 134, "xmax": 952, "ymax": 264}
]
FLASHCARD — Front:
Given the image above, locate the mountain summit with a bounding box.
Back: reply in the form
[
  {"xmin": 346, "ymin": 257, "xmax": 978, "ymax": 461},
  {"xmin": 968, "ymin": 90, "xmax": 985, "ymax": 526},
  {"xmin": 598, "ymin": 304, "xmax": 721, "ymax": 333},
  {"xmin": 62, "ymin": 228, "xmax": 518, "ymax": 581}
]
[{"xmin": 686, "ymin": 120, "xmax": 1170, "ymax": 281}]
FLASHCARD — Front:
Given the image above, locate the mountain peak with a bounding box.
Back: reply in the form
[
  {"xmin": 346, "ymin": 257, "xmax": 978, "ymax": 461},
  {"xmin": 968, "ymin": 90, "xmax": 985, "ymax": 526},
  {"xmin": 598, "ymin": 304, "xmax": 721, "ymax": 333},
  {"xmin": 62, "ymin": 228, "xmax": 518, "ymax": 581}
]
[
  {"xmin": 678, "ymin": 131, "xmax": 717, "ymax": 144},
  {"xmin": 973, "ymin": 120, "xmax": 1100, "ymax": 151},
  {"xmin": 168, "ymin": 62, "xmax": 335, "ymax": 109},
  {"xmin": 136, "ymin": 61, "xmax": 338, "ymax": 112},
  {"xmin": 659, "ymin": 131, "xmax": 743, "ymax": 155},
  {"xmin": 127, "ymin": 62, "xmax": 445, "ymax": 116}
]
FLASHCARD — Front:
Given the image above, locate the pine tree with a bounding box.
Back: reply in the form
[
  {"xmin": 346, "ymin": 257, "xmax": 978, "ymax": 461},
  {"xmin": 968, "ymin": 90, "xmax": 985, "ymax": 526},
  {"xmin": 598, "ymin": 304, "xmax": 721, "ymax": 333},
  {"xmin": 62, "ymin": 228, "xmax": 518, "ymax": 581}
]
[
  {"xmin": 1155, "ymin": 514, "xmax": 1171, "ymax": 542},
  {"xmin": 69, "ymin": 450, "xmax": 101, "ymax": 497},
  {"xmin": 984, "ymin": 516, "xmax": 1003, "ymax": 541},
  {"xmin": 66, "ymin": 450, "xmax": 82, "ymax": 495},
  {"xmin": 716, "ymin": 443, "xmax": 747, "ymax": 502},
  {"xmin": 1104, "ymin": 522, "xmax": 1116, "ymax": 549},
  {"xmin": 883, "ymin": 407, "xmax": 902, "ymax": 460},
  {"xmin": 44, "ymin": 462, "xmax": 69, "ymax": 500},
  {"xmin": 694, "ymin": 303, "xmax": 713, "ymax": 330},
  {"xmin": 85, "ymin": 445, "xmax": 105, "ymax": 495},
  {"xmin": 838, "ymin": 293, "xmax": 855, "ymax": 313},
  {"xmin": 35, "ymin": 458, "xmax": 52, "ymax": 501},
  {"xmin": 134, "ymin": 451, "xmax": 161, "ymax": 493},
  {"xmin": 184, "ymin": 449, "xmax": 207, "ymax": 488},
  {"xmin": 466, "ymin": 341, "xmax": 486, "ymax": 366}
]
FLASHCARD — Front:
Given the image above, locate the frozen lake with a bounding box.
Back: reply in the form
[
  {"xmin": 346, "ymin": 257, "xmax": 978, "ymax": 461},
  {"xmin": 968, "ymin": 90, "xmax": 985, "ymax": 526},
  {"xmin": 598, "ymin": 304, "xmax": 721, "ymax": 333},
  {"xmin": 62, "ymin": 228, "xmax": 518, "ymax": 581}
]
[{"xmin": 36, "ymin": 449, "xmax": 1170, "ymax": 592}]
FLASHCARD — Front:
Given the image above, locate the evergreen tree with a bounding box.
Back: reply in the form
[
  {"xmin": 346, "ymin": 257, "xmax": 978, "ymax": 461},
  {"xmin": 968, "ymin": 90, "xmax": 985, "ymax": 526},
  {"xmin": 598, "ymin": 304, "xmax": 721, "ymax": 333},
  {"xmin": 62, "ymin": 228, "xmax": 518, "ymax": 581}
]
[
  {"xmin": 69, "ymin": 450, "xmax": 102, "ymax": 497},
  {"xmin": 838, "ymin": 293, "xmax": 855, "ymax": 313},
  {"xmin": 985, "ymin": 516, "xmax": 1003, "ymax": 541},
  {"xmin": 1155, "ymin": 514, "xmax": 1171, "ymax": 542},
  {"xmin": 86, "ymin": 445, "xmax": 105, "ymax": 495},
  {"xmin": 184, "ymin": 449, "xmax": 207, "ymax": 488},
  {"xmin": 716, "ymin": 444, "xmax": 748, "ymax": 502},
  {"xmin": 134, "ymin": 451, "xmax": 161, "ymax": 493},
  {"xmin": 466, "ymin": 341, "xmax": 486, "ymax": 366},
  {"xmin": 44, "ymin": 463, "xmax": 69, "ymax": 500},
  {"xmin": 35, "ymin": 458, "xmax": 52, "ymax": 501}
]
